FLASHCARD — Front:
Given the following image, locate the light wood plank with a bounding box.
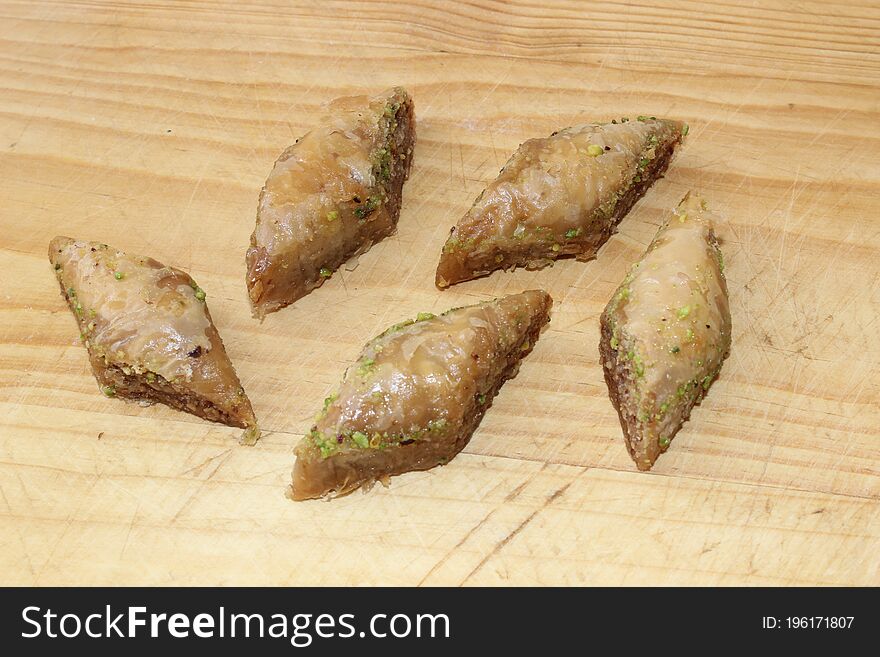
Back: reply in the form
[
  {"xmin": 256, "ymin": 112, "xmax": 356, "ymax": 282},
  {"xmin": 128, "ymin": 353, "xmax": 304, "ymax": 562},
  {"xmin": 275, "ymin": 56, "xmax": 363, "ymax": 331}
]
[{"xmin": 0, "ymin": 0, "xmax": 878, "ymax": 585}]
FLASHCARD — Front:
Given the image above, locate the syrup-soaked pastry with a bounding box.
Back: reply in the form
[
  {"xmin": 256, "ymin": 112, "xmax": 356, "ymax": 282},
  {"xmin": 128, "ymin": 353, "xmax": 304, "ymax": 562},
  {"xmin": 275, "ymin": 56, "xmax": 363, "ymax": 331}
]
[
  {"xmin": 50, "ymin": 237, "xmax": 259, "ymax": 443},
  {"xmin": 290, "ymin": 290, "xmax": 553, "ymax": 500},
  {"xmin": 246, "ymin": 87, "xmax": 415, "ymax": 318},
  {"xmin": 599, "ymin": 192, "xmax": 730, "ymax": 470},
  {"xmin": 436, "ymin": 117, "xmax": 686, "ymax": 288}
]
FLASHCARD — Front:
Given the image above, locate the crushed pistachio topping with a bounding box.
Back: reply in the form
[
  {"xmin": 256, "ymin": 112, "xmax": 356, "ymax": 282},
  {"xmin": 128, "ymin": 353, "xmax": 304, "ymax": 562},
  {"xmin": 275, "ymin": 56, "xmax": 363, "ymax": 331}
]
[
  {"xmin": 633, "ymin": 353, "xmax": 645, "ymax": 378},
  {"xmin": 326, "ymin": 210, "xmax": 339, "ymax": 221},
  {"xmin": 350, "ymin": 431, "xmax": 369, "ymax": 448},
  {"xmin": 114, "ymin": 271, "xmax": 124, "ymax": 280},
  {"xmin": 193, "ymin": 287, "xmax": 206, "ymax": 301},
  {"xmin": 677, "ymin": 305, "xmax": 691, "ymax": 319},
  {"xmin": 587, "ymin": 144, "xmax": 603, "ymax": 157},
  {"xmin": 357, "ymin": 357, "xmax": 376, "ymax": 377},
  {"xmin": 565, "ymin": 228, "xmax": 580, "ymax": 239},
  {"xmin": 416, "ymin": 312, "xmax": 435, "ymax": 322},
  {"xmin": 354, "ymin": 194, "xmax": 382, "ymax": 220},
  {"xmin": 310, "ymin": 417, "xmax": 447, "ymax": 458},
  {"xmin": 682, "ymin": 123, "xmax": 689, "ymax": 136},
  {"xmin": 319, "ymin": 267, "xmax": 332, "ymax": 278},
  {"xmin": 659, "ymin": 436, "xmax": 671, "ymax": 448},
  {"xmin": 101, "ymin": 385, "xmax": 116, "ymax": 397},
  {"xmin": 376, "ymin": 145, "xmax": 392, "ymax": 181},
  {"xmin": 309, "ymin": 429, "xmax": 338, "ymax": 458}
]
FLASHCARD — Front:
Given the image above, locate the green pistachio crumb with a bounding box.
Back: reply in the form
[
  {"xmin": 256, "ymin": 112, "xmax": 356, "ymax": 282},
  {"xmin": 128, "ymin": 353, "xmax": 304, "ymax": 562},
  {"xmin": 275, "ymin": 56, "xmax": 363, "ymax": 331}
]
[
  {"xmin": 416, "ymin": 312, "xmax": 435, "ymax": 322},
  {"xmin": 193, "ymin": 287, "xmax": 206, "ymax": 301},
  {"xmin": 659, "ymin": 436, "xmax": 670, "ymax": 448},
  {"xmin": 114, "ymin": 271, "xmax": 124, "ymax": 280},
  {"xmin": 682, "ymin": 123, "xmax": 689, "ymax": 136},
  {"xmin": 610, "ymin": 336, "xmax": 619, "ymax": 350},
  {"xmin": 477, "ymin": 393, "xmax": 486, "ymax": 405},
  {"xmin": 551, "ymin": 243, "xmax": 560, "ymax": 252},
  {"xmin": 686, "ymin": 327, "xmax": 695, "ymax": 342},
  {"xmin": 319, "ymin": 267, "xmax": 332, "ymax": 278},
  {"xmin": 101, "ymin": 385, "xmax": 116, "ymax": 397},
  {"xmin": 357, "ymin": 357, "xmax": 376, "ymax": 377},
  {"xmin": 322, "ymin": 392, "xmax": 338, "ymax": 413},
  {"xmin": 67, "ymin": 287, "xmax": 76, "ymax": 297},
  {"xmin": 587, "ymin": 144, "xmax": 603, "ymax": 157},
  {"xmin": 565, "ymin": 228, "xmax": 580, "ymax": 239},
  {"xmin": 146, "ymin": 372, "xmax": 156, "ymax": 383},
  {"xmin": 702, "ymin": 374, "xmax": 713, "ymax": 389},
  {"xmin": 351, "ymin": 431, "xmax": 369, "ymax": 448},
  {"xmin": 326, "ymin": 210, "xmax": 339, "ymax": 221},
  {"xmin": 634, "ymin": 356, "xmax": 645, "ymax": 378},
  {"xmin": 309, "ymin": 430, "xmax": 337, "ymax": 459},
  {"xmin": 677, "ymin": 305, "xmax": 691, "ymax": 319}
]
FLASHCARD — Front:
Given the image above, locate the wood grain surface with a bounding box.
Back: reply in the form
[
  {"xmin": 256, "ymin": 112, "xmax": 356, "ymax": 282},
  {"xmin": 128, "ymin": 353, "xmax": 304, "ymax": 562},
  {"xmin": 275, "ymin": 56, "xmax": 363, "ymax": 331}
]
[{"xmin": 1, "ymin": 0, "xmax": 878, "ymax": 585}]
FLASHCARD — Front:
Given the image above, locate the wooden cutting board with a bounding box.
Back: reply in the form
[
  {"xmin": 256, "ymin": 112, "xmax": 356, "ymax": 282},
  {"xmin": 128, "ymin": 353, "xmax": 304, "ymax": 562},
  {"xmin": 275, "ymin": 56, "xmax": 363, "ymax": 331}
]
[{"xmin": 1, "ymin": 0, "xmax": 878, "ymax": 586}]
